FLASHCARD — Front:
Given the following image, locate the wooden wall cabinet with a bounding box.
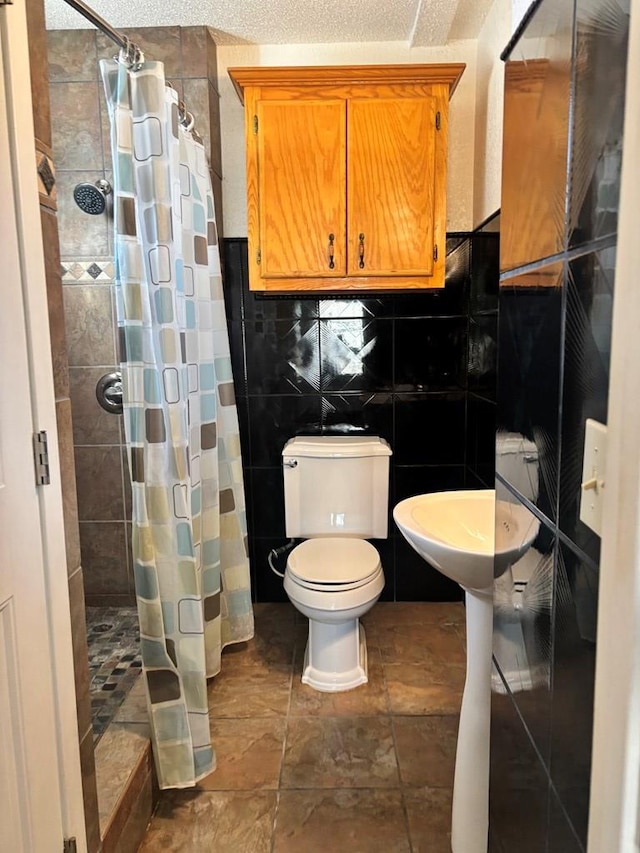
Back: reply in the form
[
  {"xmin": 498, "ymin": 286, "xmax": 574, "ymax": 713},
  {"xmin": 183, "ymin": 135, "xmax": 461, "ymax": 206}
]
[{"xmin": 229, "ymin": 64, "xmax": 465, "ymax": 292}]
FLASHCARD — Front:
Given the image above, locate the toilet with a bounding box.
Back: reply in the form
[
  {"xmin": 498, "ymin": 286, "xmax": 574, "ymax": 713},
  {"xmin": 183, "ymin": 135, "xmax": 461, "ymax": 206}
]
[
  {"xmin": 494, "ymin": 431, "xmax": 546, "ymax": 693},
  {"xmin": 281, "ymin": 435, "xmax": 392, "ymax": 692}
]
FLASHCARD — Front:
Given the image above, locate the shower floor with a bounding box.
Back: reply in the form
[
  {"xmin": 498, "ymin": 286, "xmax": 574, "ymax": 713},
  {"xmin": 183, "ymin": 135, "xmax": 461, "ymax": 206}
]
[{"xmin": 86, "ymin": 606, "xmax": 142, "ymax": 742}]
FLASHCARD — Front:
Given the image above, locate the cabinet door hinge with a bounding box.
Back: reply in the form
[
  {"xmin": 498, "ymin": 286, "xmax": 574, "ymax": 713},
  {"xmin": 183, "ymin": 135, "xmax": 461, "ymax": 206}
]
[
  {"xmin": 256, "ymin": 248, "xmax": 261, "ymax": 264},
  {"xmin": 63, "ymin": 839, "xmax": 77, "ymax": 853},
  {"xmin": 253, "ymin": 115, "xmax": 258, "ymax": 134},
  {"xmin": 433, "ymin": 244, "xmax": 438, "ymax": 261},
  {"xmin": 33, "ymin": 430, "xmax": 51, "ymax": 486},
  {"xmin": 435, "ymin": 111, "xmax": 441, "ymax": 131}
]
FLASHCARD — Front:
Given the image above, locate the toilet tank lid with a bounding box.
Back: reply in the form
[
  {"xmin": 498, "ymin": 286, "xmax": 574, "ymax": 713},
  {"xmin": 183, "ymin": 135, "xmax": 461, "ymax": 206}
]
[
  {"xmin": 496, "ymin": 432, "xmax": 538, "ymax": 457},
  {"xmin": 283, "ymin": 436, "xmax": 392, "ymax": 459}
]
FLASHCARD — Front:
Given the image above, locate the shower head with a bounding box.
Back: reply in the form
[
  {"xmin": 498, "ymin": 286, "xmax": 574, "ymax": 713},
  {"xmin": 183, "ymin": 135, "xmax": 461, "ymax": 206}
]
[{"xmin": 73, "ymin": 179, "xmax": 112, "ymax": 215}]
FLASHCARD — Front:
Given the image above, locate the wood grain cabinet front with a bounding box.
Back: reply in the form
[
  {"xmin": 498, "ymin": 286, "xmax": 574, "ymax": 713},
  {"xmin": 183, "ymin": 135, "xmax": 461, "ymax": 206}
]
[{"xmin": 229, "ymin": 64, "xmax": 465, "ymax": 292}]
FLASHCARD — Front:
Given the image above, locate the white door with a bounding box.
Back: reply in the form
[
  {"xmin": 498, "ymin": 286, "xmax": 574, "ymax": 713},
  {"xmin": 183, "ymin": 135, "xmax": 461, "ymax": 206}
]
[{"xmin": 0, "ymin": 12, "xmax": 74, "ymax": 853}]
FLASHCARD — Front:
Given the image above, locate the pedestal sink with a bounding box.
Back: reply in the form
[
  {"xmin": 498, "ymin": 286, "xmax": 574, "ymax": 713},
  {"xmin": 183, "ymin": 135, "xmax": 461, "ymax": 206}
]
[{"xmin": 393, "ymin": 490, "xmax": 539, "ymax": 853}]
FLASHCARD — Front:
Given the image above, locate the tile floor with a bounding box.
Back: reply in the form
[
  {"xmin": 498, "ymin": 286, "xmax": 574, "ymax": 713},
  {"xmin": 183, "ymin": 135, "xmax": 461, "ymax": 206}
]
[
  {"xmin": 139, "ymin": 601, "xmax": 466, "ymax": 852},
  {"xmin": 86, "ymin": 606, "xmax": 142, "ymax": 741}
]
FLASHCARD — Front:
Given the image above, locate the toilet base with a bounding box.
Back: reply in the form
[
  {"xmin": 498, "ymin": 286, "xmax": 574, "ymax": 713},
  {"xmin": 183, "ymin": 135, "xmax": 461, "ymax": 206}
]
[{"xmin": 301, "ymin": 619, "xmax": 368, "ymax": 692}]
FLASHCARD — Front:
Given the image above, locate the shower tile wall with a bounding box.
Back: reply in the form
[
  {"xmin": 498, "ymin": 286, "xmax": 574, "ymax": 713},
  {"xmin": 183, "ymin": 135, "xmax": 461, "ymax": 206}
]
[
  {"xmin": 223, "ymin": 231, "xmax": 498, "ymax": 603},
  {"xmin": 491, "ymin": 0, "xmax": 629, "ymax": 849},
  {"xmin": 48, "ymin": 26, "xmax": 223, "ymax": 605}
]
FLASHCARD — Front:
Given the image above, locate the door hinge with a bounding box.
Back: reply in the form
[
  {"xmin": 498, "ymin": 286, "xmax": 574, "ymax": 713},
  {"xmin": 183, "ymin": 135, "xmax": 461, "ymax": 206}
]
[
  {"xmin": 256, "ymin": 248, "xmax": 261, "ymax": 264},
  {"xmin": 435, "ymin": 111, "xmax": 441, "ymax": 131},
  {"xmin": 33, "ymin": 430, "xmax": 51, "ymax": 486},
  {"xmin": 63, "ymin": 839, "xmax": 77, "ymax": 853},
  {"xmin": 253, "ymin": 115, "xmax": 258, "ymax": 134},
  {"xmin": 433, "ymin": 244, "xmax": 438, "ymax": 261}
]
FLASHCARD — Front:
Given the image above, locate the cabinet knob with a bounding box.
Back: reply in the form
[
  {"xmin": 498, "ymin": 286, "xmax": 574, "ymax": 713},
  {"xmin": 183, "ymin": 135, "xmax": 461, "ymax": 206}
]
[
  {"xmin": 328, "ymin": 233, "xmax": 335, "ymax": 270},
  {"xmin": 358, "ymin": 233, "xmax": 365, "ymax": 269}
]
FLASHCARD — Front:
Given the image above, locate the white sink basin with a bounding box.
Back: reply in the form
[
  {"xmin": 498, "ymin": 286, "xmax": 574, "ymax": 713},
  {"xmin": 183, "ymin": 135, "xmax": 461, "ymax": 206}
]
[
  {"xmin": 393, "ymin": 489, "xmax": 539, "ymax": 592},
  {"xmin": 393, "ymin": 488, "xmax": 540, "ymax": 853}
]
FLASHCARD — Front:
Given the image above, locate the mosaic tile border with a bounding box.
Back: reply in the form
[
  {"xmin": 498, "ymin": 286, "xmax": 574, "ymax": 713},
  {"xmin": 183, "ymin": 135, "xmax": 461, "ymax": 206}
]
[
  {"xmin": 86, "ymin": 606, "xmax": 142, "ymax": 742},
  {"xmin": 36, "ymin": 143, "xmax": 57, "ymax": 211},
  {"xmin": 61, "ymin": 258, "xmax": 115, "ymax": 282}
]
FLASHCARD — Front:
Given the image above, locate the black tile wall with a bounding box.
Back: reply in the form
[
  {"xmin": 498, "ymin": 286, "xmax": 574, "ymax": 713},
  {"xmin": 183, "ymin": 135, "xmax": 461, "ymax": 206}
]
[
  {"xmin": 492, "ymin": 0, "xmax": 629, "ymax": 848},
  {"xmin": 467, "ymin": 215, "xmax": 499, "ymax": 489},
  {"xmin": 223, "ymin": 233, "xmax": 488, "ymax": 603}
]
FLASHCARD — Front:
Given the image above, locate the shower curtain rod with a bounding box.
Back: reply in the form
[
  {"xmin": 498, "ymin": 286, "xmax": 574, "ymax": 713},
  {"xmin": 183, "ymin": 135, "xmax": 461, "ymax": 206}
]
[
  {"xmin": 61, "ymin": 0, "xmax": 131, "ymax": 51},
  {"xmin": 60, "ymin": 0, "xmax": 201, "ymax": 134}
]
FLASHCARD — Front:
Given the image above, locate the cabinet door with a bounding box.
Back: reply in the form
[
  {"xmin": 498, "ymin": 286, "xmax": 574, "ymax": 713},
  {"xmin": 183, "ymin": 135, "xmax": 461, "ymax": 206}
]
[
  {"xmin": 347, "ymin": 97, "xmax": 437, "ymax": 277},
  {"xmin": 257, "ymin": 99, "xmax": 346, "ymax": 278}
]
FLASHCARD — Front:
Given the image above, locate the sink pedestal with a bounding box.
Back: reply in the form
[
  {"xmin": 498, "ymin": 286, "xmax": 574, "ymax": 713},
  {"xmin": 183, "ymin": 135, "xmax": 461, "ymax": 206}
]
[{"xmin": 451, "ymin": 588, "xmax": 492, "ymax": 853}]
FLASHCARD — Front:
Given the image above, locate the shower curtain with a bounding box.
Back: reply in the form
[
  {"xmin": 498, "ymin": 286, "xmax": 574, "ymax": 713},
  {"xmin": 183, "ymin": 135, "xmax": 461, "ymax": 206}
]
[{"xmin": 101, "ymin": 57, "xmax": 253, "ymax": 789}]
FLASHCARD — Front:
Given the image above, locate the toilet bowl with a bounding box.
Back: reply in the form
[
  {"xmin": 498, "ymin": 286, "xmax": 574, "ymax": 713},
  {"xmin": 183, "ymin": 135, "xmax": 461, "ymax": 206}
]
[
  {"xmin": 281, "ymin": 436, "xmax": 392, "ymax": 692},
  {"xmin": 284, "ymin": 538, "xmax": 385, "ymax": 691}
]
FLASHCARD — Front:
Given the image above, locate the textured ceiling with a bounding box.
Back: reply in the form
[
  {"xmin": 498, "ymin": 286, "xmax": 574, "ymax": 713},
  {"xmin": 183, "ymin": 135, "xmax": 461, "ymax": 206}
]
[{"xmin": 45, "ymin": 0, "xmax": 494, "ymax": 45}]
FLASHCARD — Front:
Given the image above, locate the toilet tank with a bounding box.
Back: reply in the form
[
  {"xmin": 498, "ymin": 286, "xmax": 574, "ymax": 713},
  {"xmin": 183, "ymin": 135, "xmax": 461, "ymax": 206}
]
[
  {"xmin": 282, "ymin": 436, "xmax": 392, "ymax": 539},
  {"xmin": 496, "ymin": 431, "xmax": 539, "ymax": 503}
]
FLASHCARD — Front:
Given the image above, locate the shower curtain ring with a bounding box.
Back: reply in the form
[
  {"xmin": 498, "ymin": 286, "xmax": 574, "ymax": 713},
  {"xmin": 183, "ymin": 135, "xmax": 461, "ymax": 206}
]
[
  {"xmin": 118, "ymin": 36, "xmax": 130, "ymax": 66},
  {"xmin": 131, "ymin": 46, "xmax": 145, "ymax": 71}
]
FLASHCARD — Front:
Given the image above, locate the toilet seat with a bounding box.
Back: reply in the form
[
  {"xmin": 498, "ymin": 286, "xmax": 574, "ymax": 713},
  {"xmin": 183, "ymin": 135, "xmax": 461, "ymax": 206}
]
[{"xmin": 286, "ymin": 538, "xmax": 381, "ymax": 592}]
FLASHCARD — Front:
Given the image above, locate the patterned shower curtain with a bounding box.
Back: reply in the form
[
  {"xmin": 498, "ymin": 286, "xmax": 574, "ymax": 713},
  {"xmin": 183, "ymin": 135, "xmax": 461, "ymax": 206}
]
[{"xmin": 101, "ymin": 57, "xmax": 253, "ymax": 789}]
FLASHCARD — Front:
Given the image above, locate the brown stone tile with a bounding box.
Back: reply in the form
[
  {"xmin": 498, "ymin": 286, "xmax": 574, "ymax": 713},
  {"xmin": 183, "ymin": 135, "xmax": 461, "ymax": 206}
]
[
  {"xmin": 211, "ymin": 171, "xmax": 224, "ymax": 240},
  {"xmin": 55, "ymin": 398, "xmax": 82, "ymax": 573},
  {"xmin": 63, "ymin": 284, "xmax": 115, "ymax": 366},
  {"xmin": 376, "ymin": 620, "xmax": 466, "ymax": 666},
  {"xmin": 95, "ymin": 723, "xmax": 151, "ymax": 831},
  {"xmin": 42, "ymin": 208, "xmax": 69, "ymax": 397},
  {"xmin": 97, "ymin": 28, "xmax": 182, "ymax": 77},
  {"xmin": 385, "ymin": 661, "xmax": 465, "ymax": 715},
  {"xmin": 274, "ymin": 789, "xmax": 410, "ymax": 852},
  {"xmin": 208, "ymin": 82, "xmax": 222, "ymax": 178},
  {"xmin": 56, "ymin": 172, "xmax": 110, "ymax": 257},
  {"xmin": 75, "ymin": 445, "xmax": 124, "ymax": 521},
  {"xmin": 25, "ymin": 0, "xmax": 51, "ymax": 147},
  {"xmin": 69, "ymin": 366, "xmax": 121, "ymax": 445},
  {"xmin": 103, "ymin": 768, "xmax": 156, "ymax": 853},
  {"xmin": 393, "ymin": 716, "xmax": 458, "ymax": 788},
  {"xmin": 181, "ymin": 27, "xmax": 208, "ymax": 78},
  {"xmin": 281, "ymin": 717, "xmax": 399, "ymax": 789},
  {"xmin": 48, "ymin": 29, "xmax": 97, "ymax": 82},
  {"xmin": 50, "ymin": 81, "xmax": 103, "ymax": 170},
  {"xmin": 68, "ymin": 567, "xmax": 92, "ymax": 739},
  {"xmin": 289, "ymin": 646, "xmax": 388, "ymax": 717},
  {"xmin": 199, "ymin": 718, "xmax": 286, "ymax": 790},
  {"xmin": 138, "ymin": 789, "xmax": 276, "ymax": 852},
  {"xmin": 220, "ymin": 601, "xmax": 298, "ymax": 670},
  {"xmin": 403, "ymin": 786, "xmax": 454, "ymax": 853},
  {"xmin": 374, "ymin": 601, "xmax": 465, "ymax": 627},
  {"xmin": 85, "ymin": 592, "xmax": 136, "ymax": 608},
  {"xmin": 80, "ymin": 521, "xmax": 130, "ymax": 597},
  {"xmin": 79, "ymin": 727, "xmax": 101, "ymax": 853},
  {"xmin": 114, "ymin": 674, "xmax": 147, "ymax": 724},
  {"xmin": 208, "ymin": 664, "xmax": 292, "ymax": 717},
  {"xmin": 206, "ymin": 28, "xmax": 219, "ymax": 91},
  {"xmin": 183, "ymin": 78, "xmax": 210, "ymax": 159}
]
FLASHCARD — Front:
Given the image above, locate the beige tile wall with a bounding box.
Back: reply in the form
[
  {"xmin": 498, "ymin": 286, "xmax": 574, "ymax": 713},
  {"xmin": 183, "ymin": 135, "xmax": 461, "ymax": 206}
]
[{"xmin": 48, "ymin": 26, "xmax": 223, "ymax": 605}]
